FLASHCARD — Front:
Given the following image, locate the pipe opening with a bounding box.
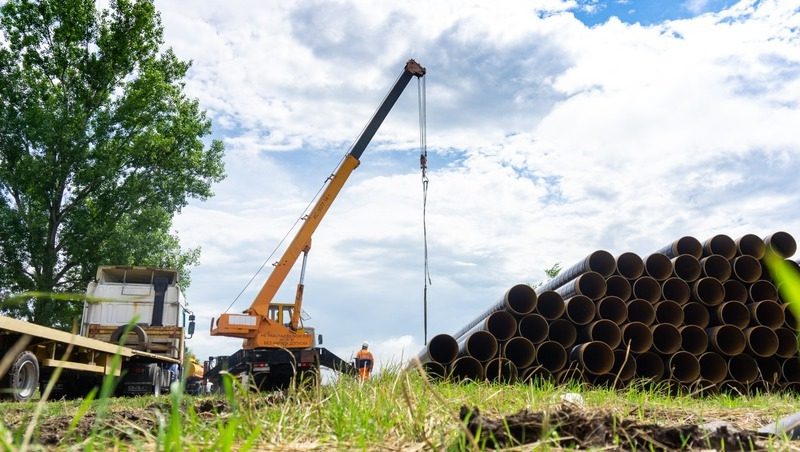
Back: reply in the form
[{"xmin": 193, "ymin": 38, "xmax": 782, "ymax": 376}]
[
  {"xmin": 421, "ymin": 361, "xmax": 446, "ymax": 380},
  {"xmin": 718, "ymin": 379, "xmax": 746, "ymax": 395},
  {"xmin": 692, "ymin": 277, "xmax": 724, "ymax": 306},
  {"xmin": 723, "ymin": 280, "xmax": 748, "ymax": 303},
  {"xmin": 536, "ymin": 291, "xmax": 565, "ymax": 320},
  {"xmin": 750, "ymin": 300, "xmax": 784, "ymax": 328},
  {"xmin": 728, "ymin": 354, "xmax": 758, "ymax": 383},
  {"xmin": 699, "ymin": 352, "xmax": 727, "ymax": 383},
  {"xmin": 660, "ymin": 236, "xmax": 703, "ymax": 259},
  {"xmin": 558, "ymin": 272, "xmax": 607, "ymax": 300},
  {"xmin": 548, "ymin": 319, "xmax": 577, "ymax": 348},
  {"xmin": 679, "ymin": 325, "xmax": 708, "ymax": 355},
  {"xmin": 732, "ymin": 256, "xmax": 762, "ymax": 283},
  {"xmin": 655, "ymin": 300, "xmax": 684, "ymax": 326},
  {"xmin": 700, "ymin": 255, "xmax": 732, "ymax": 282},
  {"xmin": 611, "ymin": 349, "xmax": 636, "ymax": 381},
  {"xmin": 521, "ymin": 366, "xmax": 553, "ymax": 384},
  {"xmin": 636, "ymin": 352, "xmax": 664, "ymax": 380},
  {"xmin": 651, "ymin": 323, "xmax": 681, "ymax": 354},
  {"xmin": 462, "ymin": 331, "xmax": 498, "ymax": 362},
  {"xmin": 736, "ymin": 234, "xmax": 766, "ymax": 259},
  {"xmin": 449, "ymin": 356, "xmax": 484, "ymax": 381},
  {"xmin": 707, "ymin": 325, "xmax": 746, "ymax": 356},
  {"xmin": 775, "ymin": 327, "xmax": 799, "ymax": 358},
  {"xmin": 518, "ymin": 314, "xmax": 549, "ymax": 344},
  {"xmin": 484, "ymin": 358, "xmax": 518, "ymax": 383},
  {"xmin": 505, "ymin": 284, "xmax": 538, "ymax": 316},
  {"xmin": 427, "ymin": 334, "xmax": 459, "ymax": 364},
  {"xmin": 627, "ymin": 299, "xmax": 656, "ymax": 325},
  {"xmin": 597, "ymin": 296, "xmax": 627, "ymax": 324},
  {"xmin": 669, "ymin": 351, "xmax": 700, "ymax": 383},
  {"xmin": 662, "ymin": 278, "xmax": 690, "ymax": 304},
  {"xmin": 715, "ymin": 301, "xmax": 750, "ymax": 328},
  {"xmin": 764, "ymin": 231, "xmax": 797, "ymax": 259},
  {"xmin": 682, "ymin": 302, "xmax": 710, "ymax": 328},
  {"xmin": 621, "ymin": 322, "xmax": 653, "ymax": 353},
  {"xmin": 757, "ymin": 357, "xmax": 782, "ymax": 384},
  {"xmin": 486, "ymin": 311, "xmax": 517, "ymax": 341},
  {"xmin": 588, "ymin": 250, "xmax": 617, "ymax": 277},
  {"xmin": 536, "ymin": 341, "xmax": 567, "ymax": 372},
  {"xmin": 672, "ymin": 254, "xmax": 701, "ymax": 282},
  {"xmin": 616, "ymin": 252, "xmax": 644, "ymax": 280},
  {"xmin": 587, "ymin": 319, "xmax": 622, "ymax": 348},
  {"xmin": 645, "ymin": 253, "xmax": 673, "ymax": 281},
  {"xmin": 782, "ymin": 357, "xmax": 800, "ymax": 382},
  {"xmin": 503, "ymin": 337, "xmax": 536, "ymax": 368},
  {"xmin": 785, "ymin": 304, "xmax": 799, "ymax": 330},
  {"xmin": 565, "ymin": 295, "xmax": 596, "ymax": 325},
  {"xmin": 633, "ymin": 277, "xmax": 661, "ymax": 303},
  {"xmin": 571, "ymin": 342, "xmax": 614, "ymax": 375},
  {"xmin": 604, "ymin": 275, "xmax": 632, "ymax": 301},
  {"xmin": 703, "ymin": 234, "xmax": 736, "ymax": 259},
  {"xmin": 749, "ymin": 280, "xmax": 778, "ymax": 303},
  {"xmin": 744, "ymin": 326, "xmax": 779, "ymax": 357}
]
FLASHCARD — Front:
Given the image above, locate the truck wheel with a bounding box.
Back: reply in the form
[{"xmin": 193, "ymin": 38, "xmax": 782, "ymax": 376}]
[
  {"xmin": 1, "ymin": 351, "xmax": 40, "ymax": 402},
  {"xmin": 110, "ymin": 325, "xmax": 149, "ymax": 351}
]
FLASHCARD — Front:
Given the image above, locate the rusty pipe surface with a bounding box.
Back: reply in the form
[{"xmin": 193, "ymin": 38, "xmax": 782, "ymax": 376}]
[
  {"xmin": 707, "ymin": 325, "xmax": 746, "ymax": 356},
  {"xmin": 728, "ymin": 354, "xmax": 759, "ymax": 383},
  {"xmin": 518, "ymin": 313, "xmax": 549, "ymax": 344},
  {"xmin": 668, "ymin": 351, "xmax": 701, "ymax": 383},
  {"xmin": 644, "ymin": 253, "xmax": 673, "ymax": 281},
  {"xmin": 632, "ymin": 276, "xmax": 661, "ymax": 303},
  {"xmin": 556, "ymin": 271, "xmax": 607, "ymax": 300},
  {"xmin": 535, "ymin": 340, "xmax": 568, "ymax": 372},
  {"xmin": 536, "ymin": 290, "xmax": 565, "ymax": 320},
  {"xmin": 564, "ymin": 295, "xmax": 596, "ymax": 325},
  {"xmin": 692, "ymin": 277, "xmax": 725, "ymax": 306},
  {"xmin": 700, "ymin": 255, "xmax": 732, "ymax": 282},
  {"xmin": 656, "ymin": 236, "xmax": 703, "ymax": 259},
  {"xmin": 548, "ymin": 318, "xmax": 577, "ymax": 348},
  {"xmin": 703, "ymin": 234, "xmax": 736, "ymax": 260},
  {"xmin": 699, "ymin": 352, "xmax": 727, "ymax": 384},
  {"xmin": 627, "ymin": 299, "xmax": 656, "ymax": 325},
  {"xmin": 421, "ymin": 361, "xmax": 446, "ymax": 380},
  {"xmin": 723, "ymin": 279, "xmax": 748, "ymax": 303},
  {"xmin": 616, "ymin": 252, "xmax": 644, "ymax": 280},
  {"xmin": 449, "ymin": 356, "xmax": 484, "ymax": 381},
  {"xmin": 735, "ymin": 234, "xmax": 766, "ymax": 259},
  {"xmin": 581, "ymin": 319, "xmax": 622, "ymax": 348},
  {"xmin": 654, "ymin": 300, "xmax": 684, "ymax": 326},
  {"xmin": 484, "ymin": 357, "xmax": 518, "ymax": 383},
  {"xmin": 416, "ymin": 333, "xmax": 459, "ymax": 365},
  {"xmin": 679, "ymin": 325, "xmax": 708, "ymax": 355},
  {"xmin": 457, "ymin": 330, "xmax": 498, "ymax": 362},
  {"xmin": 764, "ymin": 231, "xmax": 797, "ymax": 259},
  {"xmin": 636, "ymin": 351, "xmax": 665, "ymax": 380},
  {"xmin": 570, "ymin": 341, "xmax": 614, "ymax": 375},
  {"xmin": 452, "ymin": 284, "xmax": 537, "ymax": 338},
  {"xmin": 661, "ymin": 278, "xmax": 690, "ymax": 304},
  {"xmin": 503, "ymin": 336, "xmax": 536, "ymax": 368},
  {"xmin": 682, "ymin": 302, "xmax": 710, "ymax": 328},
  {"xmin": 744, "ymin": 325, "xmax": 779, "ymax": 357},
  {"xmin": 537, "ymin": 250, "xmax": 616, "ymax": 292},
  {"xmin": 749, "ymin": 300, "xmax": 784, "ymax": 328},
  {"xmin": 712, "ymin": 301, "xmax": 750, "ymax": 328},
  {"xmin": 596, "ymin": 296, "xmax": 627, "ymax": 325},
  {"xmin": 650, "ymin": 323, "xmax": 681, "ymax": 354},
  {"xmin": 732, "ymin": 255, "xmax": 762, "ymax": 284},
  {"xmin": 775, "ymin": 327, "xmax": 798, "ymax": 358},
  {"xmin": 621, "ymin": 322, "xmax": 653, "ymax": 353},
  {"xmin": 671, "ymin": 254, "xmax": 701, "ymax": 282},
  {"xmin": 749, "ymin": 280, "xmax": 778, "ymax": 303},
  {"xmin": 611, "ymin": 349, "xmax": 637, "ymax": 381},
  {"xmin": 604, "ymin": 275, "xmax": 632, "ymax": 301}
]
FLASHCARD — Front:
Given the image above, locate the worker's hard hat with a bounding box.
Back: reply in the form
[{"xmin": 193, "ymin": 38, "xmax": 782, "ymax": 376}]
[{"xmin": 362, "ymin": 341, "xmax": 369, "ymax": 349}]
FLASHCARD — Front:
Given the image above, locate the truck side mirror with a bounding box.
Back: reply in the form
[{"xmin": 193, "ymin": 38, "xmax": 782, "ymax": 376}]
[
  {"xmin": 318, "ymin": 334, "xmax": 323, "ymax": 345},
  {"xmin": 187, "ymin": 314, "xmax": 196, "ymax": 337}
]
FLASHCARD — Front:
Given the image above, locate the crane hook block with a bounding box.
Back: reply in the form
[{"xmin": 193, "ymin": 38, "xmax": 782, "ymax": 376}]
[{"xmin": 405, "ymin": 59, "xmax": 426, "ymax": 77}]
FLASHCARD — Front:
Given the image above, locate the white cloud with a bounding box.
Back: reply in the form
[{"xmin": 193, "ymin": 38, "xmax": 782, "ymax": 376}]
[{"xmin": 684, "ymin": 0, "xmax": 711, "ymax": 15}]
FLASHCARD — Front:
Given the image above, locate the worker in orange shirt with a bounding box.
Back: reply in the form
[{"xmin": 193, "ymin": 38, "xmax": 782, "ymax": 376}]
[{"xmin": 355, "ymin": 341, "xmax": 374, "ymax": 381}]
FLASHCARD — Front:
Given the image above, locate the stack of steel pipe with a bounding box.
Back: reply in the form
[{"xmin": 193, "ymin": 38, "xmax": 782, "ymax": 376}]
[{"xmin": 413, "ymin": 231, "xmax": 800, "ymax": 395}]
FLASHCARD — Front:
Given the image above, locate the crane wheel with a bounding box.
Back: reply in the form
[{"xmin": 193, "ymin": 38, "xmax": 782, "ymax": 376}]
[
  {"xmin": 110, "ymin": 325, "xmax": 149, "ymax": 351},
  {"xmin": 1, "ymin": 351, "xmax": 40, "ymax": 402}
]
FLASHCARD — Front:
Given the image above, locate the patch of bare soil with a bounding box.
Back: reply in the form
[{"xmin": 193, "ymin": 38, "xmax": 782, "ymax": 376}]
[
  {"xmin": 36, "ymin": 409, "xmax": 155, "ymax": 446},
  {"xmin": 460, "ymin": 405, "xmax": 763, "ymax": 450}
]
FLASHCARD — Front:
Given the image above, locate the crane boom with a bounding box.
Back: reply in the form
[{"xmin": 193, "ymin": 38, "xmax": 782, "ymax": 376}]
[{"xmin": 211, "ymin": 59, "xmax": 426, "ymax": 350}]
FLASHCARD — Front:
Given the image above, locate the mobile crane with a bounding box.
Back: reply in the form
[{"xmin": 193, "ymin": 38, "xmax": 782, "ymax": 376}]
[{"xmin": 206, "ymin": 59, "xmax": 426, "ymax": 389}]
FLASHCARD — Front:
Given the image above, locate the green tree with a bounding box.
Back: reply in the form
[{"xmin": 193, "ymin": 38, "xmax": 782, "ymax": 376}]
[{"xmin": 0, "ymin": 0, "xmax": 225, "ymax": 329}]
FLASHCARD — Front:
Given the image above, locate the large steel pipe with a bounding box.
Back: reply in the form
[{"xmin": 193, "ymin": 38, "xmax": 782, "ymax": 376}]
[
  {"xmin": 703, "ymin": 234, "xmax": 736, "ymax": 260},
  {"xmin": 570, "ymin": 342, "xmax": 614, "ymax": 375},
  {"xmin": 731, "ymin": 255, "xmax": 762, "ymax": 284},
  {"xmin": 757, "ymin": 357, "xmax": 782, "ymax": 384},
  {"xmin": 611, "ymin": 349, "xmax": 636, "ymax": 381},
  {"xmin": 657, "ymin": 236, "xmax": 703, "ymax": 259},
  {"xmin": 744, "ymin": 326, "xmax": 779, "ymax": 357},
  {"xmin": 535, "ymin": 340, "xmax": 567, "ymax": 372},
  {"xmin": 457, "ymin": 331, "xmax": 498, "ymax": 362},
  {"xmin": 417, "ymin": 334, "xmax": 459, "ymax": 365},
  {"xmin": 521, "ymin": 366, "xmax": 553, "ymax": 383},
  {"xmin": 782, "ymin": 357, "xmax": 800, "ymax": 382},
  {"xmin": 604, "ymin": 275, "xmax": 632, "ymax": 301},
  {"xmin": 682, "ymin": 302, "xmax": 710, "ymax": 328},
  {"xmin": 581, "ymin": 319, "xmax": 622, "ymax": 348},
  {"xmin": 556, "ymin": 271, "xmax": 607, "ymax": 300},
  {"xmin": 749, "ymin": 300, "xmax": 784, "ymax": 328},
  {"xmin": 718, "ymin": 379, "xmax": 746, "ymax": 395},
  {"xmin": 728, "ymin": 354, "xmax": 759, "ymax": 383},
  {"xmin": 518, "ymin": 313, "xmax": 549, "ymax": 344},
  {"xmin": 698, "ymin": 352, "xmax": 727, "ymax": 383},
  {"xmin": 616, "ymin": 252, "xmax": 644, "ymax": 280},
  {"xmin": 700, "ymin": 255, "xmax": 732, "ymax": 282},
  {"xmin": 596, "ymin": 296, "xmax": 627, "ymax": 325},
  {"xmin": 784, "ymin": 304, "xmax": 798, "ymax": 330},
  {"xmin": 502, "ymin": 337, "xmax": 536, "ymax": 368},
  {"xmin": 650, "ymin": 324, "xmax": 681, "ymax": 354},
  {"xmin": 537, "ymin": 250, "xmax": 616, "ymax": 292},
  {"xmin": 564, "ymin": 295, "xmax": 596, "ymax": 325},
  {"xmin": 621, "ymin": 322, "xmax": 653, "ymax": 353},
  {"xmin": 449, "ymin": 356, "xmax": 484, "ymax": 381},
  {"xmin": 707, "ymin": 325, "xmax": 746, "ymax": 356},
  {"xmin": 536, "ymin": 290, "xmax": 565, "ymax": 320},
  {"xmin": 668, "ymin": 351, "xmax": 700, "ymax": 383},
  {"xmin": 749, "ymin": 280, "xmax": 778, "ymax": 303},
  {"xmin": 723, "ymin": 280, "xmax": 748, "ymax": 303},
  {"xmin": 644, "ymin": 253, "xmax": 673, "ymax": 281},
  {"xmin": 764, "ymin": 231, "xmax": 797, "ymax": 259},
  {"xmin": 712, "ymin": 301, "xmax": 750, "ymax": 328},
  {"xmin": 691, "ymin": 277, "xmax": 724, "ymax": 306},
  {"xmin": 627, "ymin": 299, "xmax": 656, "ymax": 325},
  {"xmin": 422, "ymin": 361, "xmax": 446, "ymax": 380},
  {"xmin": 679, "ymin": 325, "xmax": 708, "ymax": 355},
  {"xmin": 484, "ymin": 357, "xmax": 517, "ymax": 383},
  {"xmin": 775, "ymin": 327, "xmax": 798, "ymax": 358},
  {"xmin": 661, "ymin": 278, "xmax": 690, "ymax": 304},
  {"xmin": 671, "ymin": 254, "xmax": 701, "ymax": 282},
  {"xmin": 636, "ymin": 351, "xmax": 665, "ymax": 380},
  {"xmin": 735, "ymin": 234, "xmax": 766, "ymax": 259},
  {"xmin": 548, "ymin": 319, "xmax": 577, "ymax": 348},
  {"xmin": 654, "ymin": 300, "xmax": 684, "ymax": 326},
  {"xmin": 633, "ymin": 276, "xmax": 661, "ymax": 303},
  {"xmin": 452, "ymin": 284, "xmax": 537, "ymax": 338}
]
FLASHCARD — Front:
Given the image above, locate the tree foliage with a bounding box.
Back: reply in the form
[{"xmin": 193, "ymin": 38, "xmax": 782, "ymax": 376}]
[{"xmin": 0, "ymin": 0, "xmax": 225, "ymax": 329}]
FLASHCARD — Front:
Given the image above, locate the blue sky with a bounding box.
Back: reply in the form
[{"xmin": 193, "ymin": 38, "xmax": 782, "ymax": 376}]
[{"xmin": 148, "ymin": 0, "xmax": 800, "ymax": 368}]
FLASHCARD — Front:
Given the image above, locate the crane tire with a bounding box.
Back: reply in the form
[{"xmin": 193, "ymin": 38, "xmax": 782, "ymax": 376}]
[
  {"xmin": 1, "ymin": 351, "xmax": 40, "ymax": 402},
  {"xmin": 110, "ymin": 325, "xmax": 149, "ymax": 351}
]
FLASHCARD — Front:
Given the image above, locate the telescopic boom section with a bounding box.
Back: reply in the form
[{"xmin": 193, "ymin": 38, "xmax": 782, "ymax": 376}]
[{"xmin": 211, "ymin": 59, "xmax": 425, "ymax": 349}]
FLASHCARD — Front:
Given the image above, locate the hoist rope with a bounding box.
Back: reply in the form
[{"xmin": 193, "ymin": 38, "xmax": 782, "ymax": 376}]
[{"xmin": 418, "ymin": 74, "xmax": 431, "ymax": 345}]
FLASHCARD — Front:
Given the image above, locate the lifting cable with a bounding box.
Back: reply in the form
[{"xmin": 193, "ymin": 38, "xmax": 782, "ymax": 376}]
[{"xmin": 418, "ymin": 74, "xmax": 431, "ymax": 345}]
